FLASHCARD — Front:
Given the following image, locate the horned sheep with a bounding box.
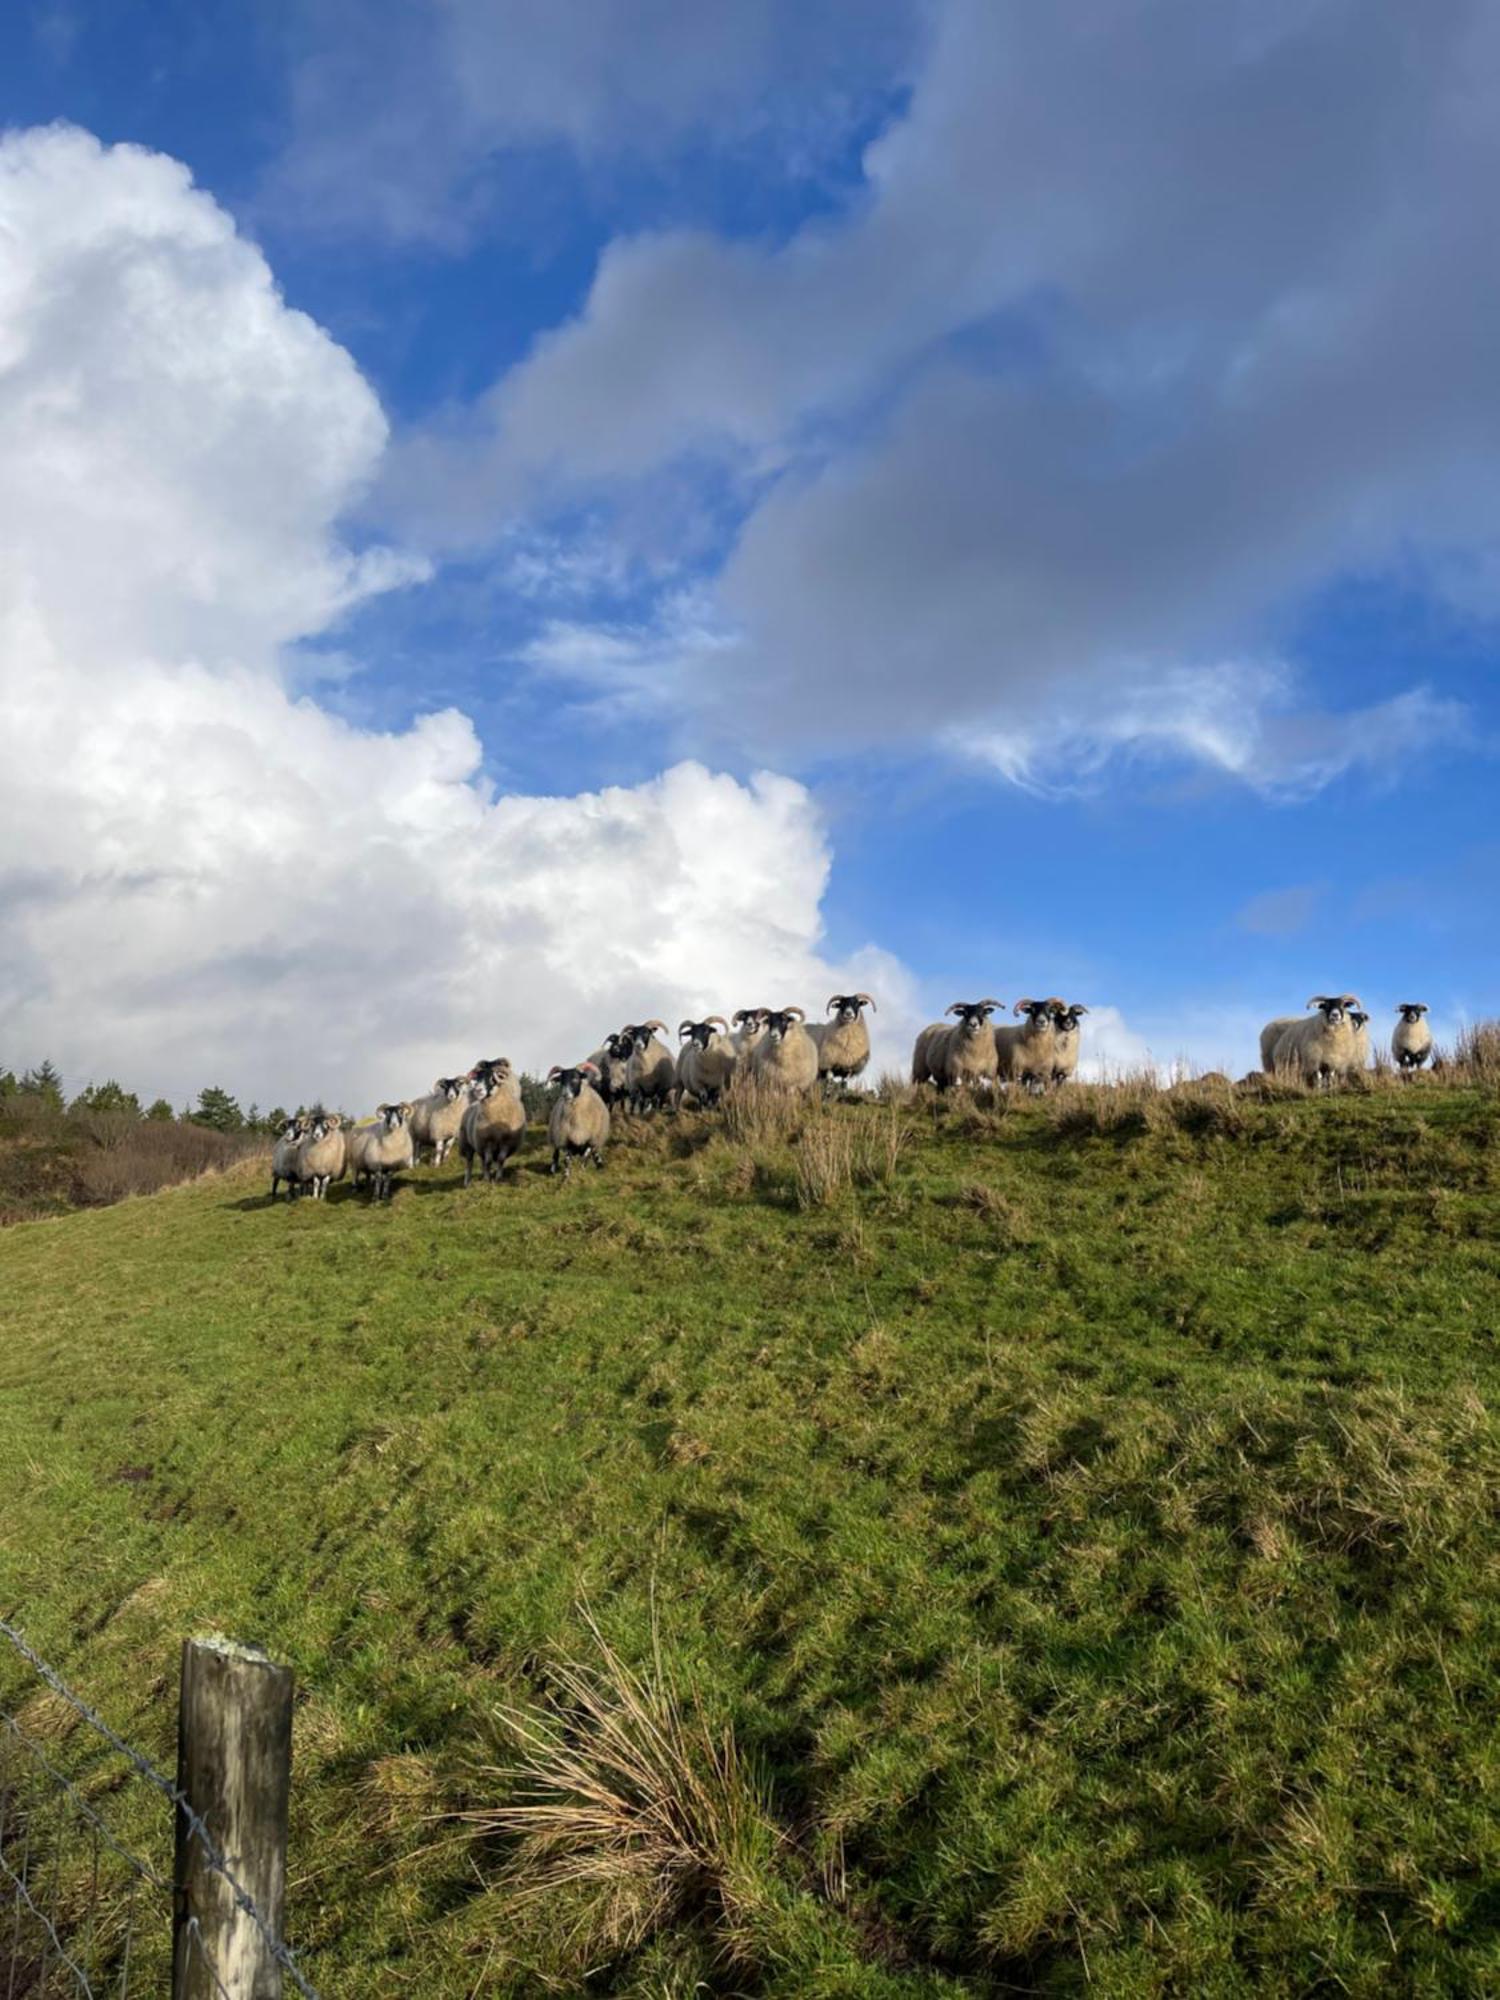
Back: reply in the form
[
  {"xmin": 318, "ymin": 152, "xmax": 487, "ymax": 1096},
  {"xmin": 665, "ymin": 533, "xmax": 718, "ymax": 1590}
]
[
  {"xmin": 270, "ymin": 1114, "xmax": 307, "ymax": 1200},
  {"xmin": 1259, "ymin": 996, "xmax": 1366, "ymax": 1086},
  {"xmin": 460, "ymin": 1058, "xmax": 527, "ymax": 1186},
  {"xmin": 912, "ymin": 1001, "xmax": 1002, "ymax": 1090},
  {"xmin": 993, "ymin": 998, "xmax": 1058, "ymax": 1091},
  {"xmin": 809, "ymin": 994, "xmax": 874, "ymax": 1088},
  {"xmin": 347, "ymin": 1101, "xmax": 416, "ymax": 1201},
  {"xmin": 750, "ymin": 1006, "xmax": 821, "ymax": 1093},
  {"xmin": 547, "ymin": 1063, "xmax": 610, "ymax": 1175},
  {"xmin": 676, "ymin": 1017, "xmax": 738, "ymax": 1108},
  {"xmin": 293, "ymin": 1112, "xmax": 347, "ymax": 1201},
  {"xmin": 624, "ymin": 1021, "xmax": 676, "ymax": 1115},
  {"xmin": 408, "ymin": 1076, "xmax": 468, "ymax": 1166}
]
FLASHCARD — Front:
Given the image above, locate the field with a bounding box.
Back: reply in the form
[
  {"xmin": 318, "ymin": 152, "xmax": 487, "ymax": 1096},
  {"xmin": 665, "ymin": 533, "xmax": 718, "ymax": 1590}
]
[{"xmin": 1, "ymin": 1075, "xmax": 1497, "ymax": 1996}]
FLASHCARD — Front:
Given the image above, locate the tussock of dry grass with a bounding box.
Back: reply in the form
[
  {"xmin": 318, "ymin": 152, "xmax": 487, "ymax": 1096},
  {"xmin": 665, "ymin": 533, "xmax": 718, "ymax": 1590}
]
[{"xmin": 455, "ymin": 1614, "xmax": 782, "ymax": 1965}]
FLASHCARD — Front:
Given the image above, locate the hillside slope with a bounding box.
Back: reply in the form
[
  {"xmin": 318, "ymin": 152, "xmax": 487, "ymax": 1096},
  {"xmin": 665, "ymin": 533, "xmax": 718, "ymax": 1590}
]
[{"xmin": 2, "ymin": 1083, "xmax": 1497, "ymax": 1996}]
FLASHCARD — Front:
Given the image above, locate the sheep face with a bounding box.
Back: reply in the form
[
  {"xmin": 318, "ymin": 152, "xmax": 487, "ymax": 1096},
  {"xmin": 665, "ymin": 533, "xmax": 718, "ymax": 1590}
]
[
  {"xmin": 947, "ymin": 1001, "xmax": 998, "ymax": 1041},
  {"xmin": 469, "ymin": 1058, "xmax": 514, "ymax": 1095},
  {"xmin": 1052, "ymin": 1003, "xmax": 1088, "ymax": 1032},
  {"xmin": 1012, "ymin": 999, "xmax": 1053, "ymax": 1030},
  {"xmin": 547, "ymin": 1064, "xmax": 596, "ymax": 1099},
  {"xmin": 826, "ymin": 993, "xmax": 874, "ymax": 1025},
  {"xmin": 1307, "ymin": 994, "xmax": 1359, "ymax": 1027},
  {"xmin": 763, "ymin": 1007, "xmax": 806, "ymax": 1043},
  {"xmin": 679, "ymin": 1020, "xmax": 716, "ymax": 1049},
  {"xmin": 435, "ymin": 1075, "xmax": 466, "ymax": 1101},
  {"xmin": 1396, "ymin": 1004, "xmax": 1428, "ymax": 1024}
]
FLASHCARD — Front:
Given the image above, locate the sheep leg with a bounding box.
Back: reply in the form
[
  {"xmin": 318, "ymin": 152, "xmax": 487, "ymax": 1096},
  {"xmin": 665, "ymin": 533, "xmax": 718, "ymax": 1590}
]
[{"xmin": 550, "ymin": 1148, "xmax": 561, "ymax": 1175}]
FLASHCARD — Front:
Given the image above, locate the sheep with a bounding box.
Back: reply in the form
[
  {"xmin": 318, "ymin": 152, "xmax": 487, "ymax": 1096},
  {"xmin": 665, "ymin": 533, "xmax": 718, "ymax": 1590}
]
[
  {"xmin": 730, "ymin": 1008, "xmax": 770, "ymax": 1066},
  {"xmin": 585, "ymin": 1032, "xmax": 634, "ymax": 1108},
  {"xmin": 750, "ymin": 1005, "xmax": 821, "ymax": 1093},
  {"xmin": 408, "ymin": 1076, "xmax": 468, "ymax": 1166},
  {"xmin": 459, "ymin": 1058, "xmax": 527, "ymax": 1186},
  {"xmin": 270, "ymin": 1114, "xmax": 307, "ymax": 1200},
  {"xmin": 993, "ymin": 998, "xmax": 1059, "ymax": 1091},
  {"xmin": 912, "ymin": 1001, "xmax": 1002, "ymax": 1090},
  {"xmin": 1349, "ymin": 1009, "xmax": 1372, "ymax": 1074},
  {"xmin": 547, "ymin": 1063, "xmax": 610, "ymax": 1175},
  {"xmin": 1260, "ymin": 995, "xmax": 1366, "ymax": 1086},
  {"xmin": 624, "ymin": 1020, "xmax": 676, "ymax": 1114},
  {"xmin": 1392, "ymin": 1002, "xmax": 1433, "ymax": 1072},
  {"xmin": 347, "ymin": 1101, "xmax": 416, "ymax": 1201},
  {"xmin": 675, "ymin": 1017, "xmax": 738, "ymax": 1108},
  {"xmin": 292, "ymin": 1112, "xmax": 346, "ymax": 1201},
  {"xmin": 809, "ymin": 994, "xmax": 874, "ymax": 1089},
  {"xmin": 1047, "ymin": 1001, "xmax": 1088, "ymax": 1087}
]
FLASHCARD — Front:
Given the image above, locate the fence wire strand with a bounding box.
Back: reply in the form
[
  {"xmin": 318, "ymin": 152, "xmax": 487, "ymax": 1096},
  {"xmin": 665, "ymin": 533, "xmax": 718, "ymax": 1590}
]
[{"xmin": 0, "ymin": 1619, "xmax": 320, "ymax": 1999}]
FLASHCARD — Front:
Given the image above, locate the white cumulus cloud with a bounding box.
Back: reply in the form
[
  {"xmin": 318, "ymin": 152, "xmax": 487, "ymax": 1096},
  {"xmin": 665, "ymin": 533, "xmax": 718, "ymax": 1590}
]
[{"xmin": 0, "ymin": 125, "xmax": 921, "ymax": 1112}]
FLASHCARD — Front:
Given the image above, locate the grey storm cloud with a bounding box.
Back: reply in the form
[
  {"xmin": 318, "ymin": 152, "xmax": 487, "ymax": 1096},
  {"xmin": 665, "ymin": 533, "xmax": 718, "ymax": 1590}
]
[{"xmin": 380, "ymin": 0, "xmax": 1499, "ymax": 790}]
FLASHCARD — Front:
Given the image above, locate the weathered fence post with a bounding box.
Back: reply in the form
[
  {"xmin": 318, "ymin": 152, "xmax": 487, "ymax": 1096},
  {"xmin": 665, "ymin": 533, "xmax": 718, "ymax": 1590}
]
[{"xmin": 172, "ymin": 1636, "xmax": 293, "ymax": 2000}]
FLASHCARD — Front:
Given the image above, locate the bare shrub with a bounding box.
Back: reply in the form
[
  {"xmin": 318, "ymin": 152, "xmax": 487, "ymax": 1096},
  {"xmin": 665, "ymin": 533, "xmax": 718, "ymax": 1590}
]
[{"xmin": 456, "ymin": 1613, "xmax": 782, "ymax": 1963}]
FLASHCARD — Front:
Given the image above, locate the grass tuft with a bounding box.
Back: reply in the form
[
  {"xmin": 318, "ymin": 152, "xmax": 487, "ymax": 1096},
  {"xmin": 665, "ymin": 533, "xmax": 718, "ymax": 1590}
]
[{"xmin": 456, "ymin": 1612, "xmax": 784, "ymax": 1967}]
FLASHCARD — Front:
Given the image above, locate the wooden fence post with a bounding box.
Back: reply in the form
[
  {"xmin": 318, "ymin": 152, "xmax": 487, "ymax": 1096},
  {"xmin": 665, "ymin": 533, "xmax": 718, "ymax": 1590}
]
[{"xmin": 172, "ymin": 1636, "xmax": 293, "ymax": 2000}]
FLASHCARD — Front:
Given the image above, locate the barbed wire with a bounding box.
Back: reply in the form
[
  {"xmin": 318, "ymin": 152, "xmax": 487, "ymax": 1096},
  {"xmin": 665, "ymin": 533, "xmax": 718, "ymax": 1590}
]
[
  {"xmin": 0, "ymin": 1841, "xmax": 94, "ymax": 1996},
  {"xmin": 1, "ymin": 1717, "xmax": 166, "ymax": 1895},
  {"xmin": 0, "ymin": 1618, "xmax": 320, "ymax": 2000}
]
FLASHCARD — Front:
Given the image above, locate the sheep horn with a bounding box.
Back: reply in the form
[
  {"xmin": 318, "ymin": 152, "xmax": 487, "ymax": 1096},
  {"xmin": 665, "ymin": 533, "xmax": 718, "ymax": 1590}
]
[
  {"xmin": 705, "ymin": 1014, "xmax": 728, "ymax": 1029},
  {"xmin": 855, "ymin": 993, "xmax": 875, "ymax": 1010},
  {"xmin": 732, "ymin": 1009, "xmax": 749, "ymax": 1024},
  {"xmin": 1306, "ymin": 996, "xmax": 1333, "ymax": 1009},
  {"xmin": 1045, "ymin": 996, "xmax": 1066, "ymax": 1011},
  {"xmin": 976, "ymin": 999, "xmax": 1001, "ymax": 1010},
  {"xmin": 1013, "ymin": 998, "xmax": 1035, "ymax": 1016},
  {"xmin": 947, "ymin": 1002, "xmax": 966, "ymax": 1016},
  {"xmin": 580, "ymin": 1061, "xmax": 600, "ymax": 1076},
  {"xmin": 826, "ymin": 995, "xmax": 843, "ymax": 1013},
  {"xmin": 678, "ymin": 1020, "xmax": 696, "ymax": 1037},
  {"xmin": 1340, "ymin": 994, "xmax": 1362, "ymax": 1009},
  {"xmin": 644, "ymin": 1018, "xmax": 667, "ymax": 1032},
  {"xmin": 1073, "ymin": 1005, "xmax": 1090, "ymax": 1016},
  {"xmin": 783, "ymin": 1004, "xmax": 805, "ymax": 1020},
  {"xmin": 546, "ymin": 1066, "xmax": 562, "ymax": 1080}
]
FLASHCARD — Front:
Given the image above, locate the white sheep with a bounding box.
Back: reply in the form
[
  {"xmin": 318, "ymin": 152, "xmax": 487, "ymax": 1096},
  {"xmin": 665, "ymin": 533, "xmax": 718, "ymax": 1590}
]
[
  {"xmin": 809, "ymin": 994, "xmax": 874, "ymax": 1089},
  {"xmin": 912, "ymin": 1001, "xmax": 1002, "ymax": 1090},
  {"xmin": 1260, "ymin": 995, "xmax": 1365, "ymax": 1086},
  {"xmin": 730, "ymin": 1008, "xmax": 770, "ymax": 1067},
  {"xmin": 547, "ymin": 1063, "xmax": 610, "ymax": 1175},
  {"xmin": 624, "ymin": 1020, "xmax": 676, "ymax": 1114},
  {"xmin": 1392, "ymin": 1003, "xmax": 1433, "ymax": 1072},
  {"xmin": 676, "ymin": 1017, "xmax": 738, "ymax": 1108},
  {"xmin": 270, "ymin": 1114, "xmax": 307, "ymax": 1201},
  {"xmin": 750, "ymin": 1006, "xmax": 820, "ymax": 1093},
  {"xmin": 408, "ymin": 1076, "xmax": 468, "ymax": 1166},
  {"xmin": 347, "ymin": 1101, "xmax": 416, "ymax": 1201},
  {"xmin": 993, "ymin": 998, "xmax": 1059, "ymax": 1091},
  {"xmin": 292, "ymin": 1113, "xmax": 347, "ymax": 1201},
  {"xmin": 460, "ymin": 1058, "xmax": 527, "ymax": 1186}
]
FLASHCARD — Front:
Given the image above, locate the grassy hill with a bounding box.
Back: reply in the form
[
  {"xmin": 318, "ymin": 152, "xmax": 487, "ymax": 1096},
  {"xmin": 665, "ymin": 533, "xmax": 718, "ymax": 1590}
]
[{"xmin": 1, "ymin": 1076, "xmax": 1497, "ymax": 1996}]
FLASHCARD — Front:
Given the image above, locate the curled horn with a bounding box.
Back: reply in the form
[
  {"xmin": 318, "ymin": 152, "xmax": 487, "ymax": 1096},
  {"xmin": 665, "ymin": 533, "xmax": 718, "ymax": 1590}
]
[
  {"xmin": 1045, "ymin": 996, "xmax": 1066, "ymax": 1011},
  {"xmin": 1340, "ymin": 993, "xmax": 1362, "ymax": 1009},
  {"xmin": 1013, "ymin": 998, "xmax": 1036, "ymax": 1016},
  {"xmin": 1072, "ymin": 1004, "xmax": 1090, "ymax": 1016},
  {"xmin": 977, "ymin": 999, "xmax": 1001, "ymax": 1010},
  {"xmin": 643, "ymin": 1018, "xmax": 667, "ymax": 1033},
  {"xmin": 826, "ymin": 994, "xmax": 844, "ymax": 1014},
  {"xmin": 947, "ymin": 1002, "xmax": 967, "ymax": 1016},
  {"xmin": 783, "ymin": 1004, "xmax": 805, "ymax": 1020},
  {"xmin": 546, "ymin": 1066, "xmax": 562, "ymax": 1081},
  {"xmin": 1306, "ymin": 995, "xmax": 1333, "ymax": 1009},
  {"xmin": 705, "ymin": 1014, "xmax": 728, "ymax": 1030},
  {"xmin": 678, "ymin": 1020, "xmax": 696, "ymax": 1038},
  {"xmin": 732, "ymin": 1008, "xmax": 750, "ymax": 1025},
  {"xmin": 580, "ymin": 1060, "xmax": 600, "ymax": 1076},
  {"xmin": 855, "ymin": 993, "xmax": 875, "ymax": 1010}
]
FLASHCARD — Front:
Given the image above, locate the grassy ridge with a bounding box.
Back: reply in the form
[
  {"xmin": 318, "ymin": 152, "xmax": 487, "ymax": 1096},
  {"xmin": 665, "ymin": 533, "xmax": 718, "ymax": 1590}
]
[{"xmin": 1, "ymin": 1082, "xmax": 1498, "ymax": 1995}]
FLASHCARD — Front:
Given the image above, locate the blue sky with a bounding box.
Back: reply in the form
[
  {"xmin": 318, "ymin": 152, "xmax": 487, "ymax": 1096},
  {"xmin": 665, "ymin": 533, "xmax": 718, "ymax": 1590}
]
[{"xmin": 2, "ymin": 1, "xmax": 1496, "ymax": 1103}]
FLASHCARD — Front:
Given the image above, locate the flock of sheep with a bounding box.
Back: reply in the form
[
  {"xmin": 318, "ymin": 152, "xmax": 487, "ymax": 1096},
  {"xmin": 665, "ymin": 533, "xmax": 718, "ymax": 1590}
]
[{"xmin": 266, "ymin": 993, "xmax": 1435, "ymax": 1203}]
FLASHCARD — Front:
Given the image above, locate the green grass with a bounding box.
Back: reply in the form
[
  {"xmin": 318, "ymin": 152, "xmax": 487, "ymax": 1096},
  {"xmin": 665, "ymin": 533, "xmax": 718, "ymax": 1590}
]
[{"xmin": 2, "ymin": 1079, "xmax": 1498, "ymax": 1995}]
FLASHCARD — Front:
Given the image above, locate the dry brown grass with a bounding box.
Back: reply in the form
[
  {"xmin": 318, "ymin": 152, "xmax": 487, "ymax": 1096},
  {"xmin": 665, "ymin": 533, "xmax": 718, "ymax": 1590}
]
[
  {"xmin": 455, "ymin": 1613, "xmax": 783, "ymax": 1963},
  {"xmin": 1449, "ymin": 1018, "xmax": 1500, "ymax": 1085}
]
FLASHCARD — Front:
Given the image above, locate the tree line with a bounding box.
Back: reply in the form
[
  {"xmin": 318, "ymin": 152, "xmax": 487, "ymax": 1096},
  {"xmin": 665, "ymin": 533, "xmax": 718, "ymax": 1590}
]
[{"xmin": 0, "ymin": 1061, "xmax": 298, "ymax": 1136}]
